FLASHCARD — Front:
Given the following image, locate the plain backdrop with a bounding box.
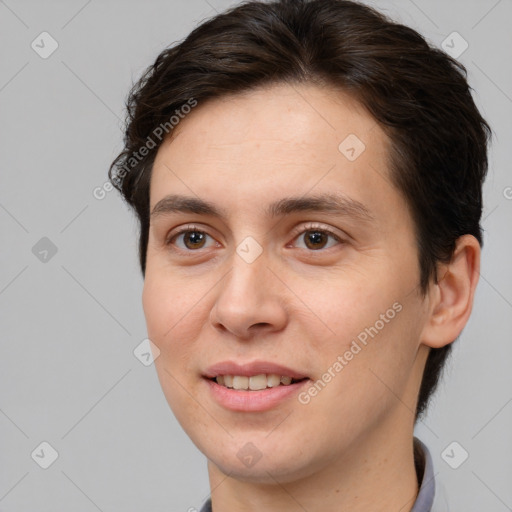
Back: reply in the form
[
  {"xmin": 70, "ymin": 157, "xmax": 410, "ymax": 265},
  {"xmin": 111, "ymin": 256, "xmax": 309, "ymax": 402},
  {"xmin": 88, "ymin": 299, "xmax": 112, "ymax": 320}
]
[{"xmin": 1, "ymin": 0, "xmax": 511, "ymax": 510}]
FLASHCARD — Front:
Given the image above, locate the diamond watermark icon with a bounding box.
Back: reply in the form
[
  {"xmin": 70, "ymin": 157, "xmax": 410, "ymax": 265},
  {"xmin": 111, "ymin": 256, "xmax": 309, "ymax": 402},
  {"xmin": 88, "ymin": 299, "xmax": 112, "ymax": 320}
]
[
  {"xmin": 31, "ymin": 441, "xmax": 59, "ymax": 469},
  {"xmin": 31, "ymin": 32, "xmax": 59, "ymax": 59},
  {"xmin": 338, "ymin": 134, "xmax": 366, "ymax": 161},
  {"xmin": 237, "ymin": 442, "xmax": 263, "ymax": 468},
  {"xmin": 32, "ymin": 237, "xmax": 58, "ymax": 263},
  {"xmin": 441, "ymin": 441, "xmax": 469, "ymax": 469},
  {"xmin": 441, "ymin": 31, "xmax": 468, "ymax": 59},
  {"xmin": 134, "ymin": 338, "xmax": 161, "ymax": 366},
  {"xmin": 236, "ymin": 236, "xmax": 263, "ymax": 264}
]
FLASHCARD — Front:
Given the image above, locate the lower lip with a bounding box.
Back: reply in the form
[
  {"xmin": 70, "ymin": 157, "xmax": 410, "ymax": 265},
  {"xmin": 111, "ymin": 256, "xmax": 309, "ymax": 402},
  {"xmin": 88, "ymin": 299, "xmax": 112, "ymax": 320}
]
[{"xmin": 204, "ymin": 378, "xmax": 310, "ymax": 412}]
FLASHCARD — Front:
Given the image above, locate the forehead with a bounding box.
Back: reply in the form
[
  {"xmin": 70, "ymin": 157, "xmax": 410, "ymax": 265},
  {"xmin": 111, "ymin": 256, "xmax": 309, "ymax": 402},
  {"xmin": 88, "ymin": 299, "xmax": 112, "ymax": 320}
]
[
  {"xmin": 149, "ymin": 82, "xmax": 399, "ymax": 225},
  {"xmin": 161, "ymin": 82, "xmax": 382, "ymax": 159}
]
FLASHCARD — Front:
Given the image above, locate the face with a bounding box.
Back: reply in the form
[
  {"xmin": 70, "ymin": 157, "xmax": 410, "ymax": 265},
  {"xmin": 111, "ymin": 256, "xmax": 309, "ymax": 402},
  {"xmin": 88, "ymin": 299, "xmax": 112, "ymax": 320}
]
[{"xmin": 142, "ymin": 83, "xmax": 431, "ymax": 484}]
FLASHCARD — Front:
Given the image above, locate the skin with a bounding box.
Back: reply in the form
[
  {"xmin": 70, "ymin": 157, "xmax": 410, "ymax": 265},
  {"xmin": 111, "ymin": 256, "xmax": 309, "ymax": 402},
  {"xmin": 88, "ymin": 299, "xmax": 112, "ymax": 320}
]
[{"xmin": 142, "ymin": 82, "xmax": 480, "ymax": 512}]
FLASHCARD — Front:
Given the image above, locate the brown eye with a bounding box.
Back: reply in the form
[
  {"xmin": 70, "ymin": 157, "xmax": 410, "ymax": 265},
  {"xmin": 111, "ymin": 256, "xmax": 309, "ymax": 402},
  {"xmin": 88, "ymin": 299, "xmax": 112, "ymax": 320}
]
[
  {"xmin": 293, "ymin": 225, "xmax": 343, "ymax": 251},
  {"xmin": 182, "ymin": 231, "xmax": 207, "ymax": 249},
  {"xmin": 303, "ymin": 230, "xmax": 330, "ymax": 250},
  {"xmin": 167, "ymin": 227, "xmax": 216, "ymax": 251}
]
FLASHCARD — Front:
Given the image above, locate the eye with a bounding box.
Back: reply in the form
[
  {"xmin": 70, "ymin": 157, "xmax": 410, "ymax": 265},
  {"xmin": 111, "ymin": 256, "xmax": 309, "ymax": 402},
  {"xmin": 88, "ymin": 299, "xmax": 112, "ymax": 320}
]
[
  {"xmin": 166, "ymin": 225, "xmax": 217, "ymax": 252},
  {"xmin": 165, "ymin": 223, "xmax": 345, "ymax": 254},
  {"xmin": 291, "ymin": 223, "xmax": 345, "ymax": 251}
]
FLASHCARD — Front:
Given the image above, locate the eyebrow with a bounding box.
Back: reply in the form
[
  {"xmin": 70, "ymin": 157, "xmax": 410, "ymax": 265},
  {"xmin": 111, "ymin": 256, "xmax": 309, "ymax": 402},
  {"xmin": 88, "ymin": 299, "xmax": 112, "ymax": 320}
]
[{"xmin": 150, "ymin": 193, "xmax": 375, "ymax": 224}]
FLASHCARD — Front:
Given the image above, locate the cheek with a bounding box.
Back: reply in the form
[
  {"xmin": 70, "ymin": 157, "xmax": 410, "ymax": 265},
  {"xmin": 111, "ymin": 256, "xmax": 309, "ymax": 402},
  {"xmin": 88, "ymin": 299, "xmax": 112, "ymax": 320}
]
[
  {"xmin": 143, "ymin": 276, "xmax": 208, "ymax": 428},
  {"xmin": 300, "ymin": 269, "xmax": 422, "ymax": 396},
  {"xmin": 142, "ymin": 276, "xmax": 196, "ymax": 402},
  {"xmin": 142, "ymin": 271, "xmax": 203, "ymax": 347},
  {"xmin": 303, "ymin": 290, "xmax": 423, "ymax": 422},
  {"xmin": 301, "ymin": 272, "xmax": 401, "ymax": 353},
  {"xmin": 142, "ymin": 279, "xmax": 166, "ymax": 339}
]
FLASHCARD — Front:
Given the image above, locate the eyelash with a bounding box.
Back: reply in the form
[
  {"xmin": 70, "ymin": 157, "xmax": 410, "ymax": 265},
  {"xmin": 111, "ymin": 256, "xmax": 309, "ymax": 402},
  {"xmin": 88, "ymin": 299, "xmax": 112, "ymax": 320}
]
[{"xmin": 166, "ymin": 223, "xmax": 345, "ymax": 253}]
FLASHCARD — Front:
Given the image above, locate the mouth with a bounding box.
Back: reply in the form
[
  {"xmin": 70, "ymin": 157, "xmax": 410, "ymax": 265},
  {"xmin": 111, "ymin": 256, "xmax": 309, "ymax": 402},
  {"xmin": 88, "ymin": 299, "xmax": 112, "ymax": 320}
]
[
  {"xmin": 202, "ymin": 360, "xmax": 310, "ymax": 411},
  {"xmin": 207, "ymin": 374, "xmax": 309, "ymax": 391}
]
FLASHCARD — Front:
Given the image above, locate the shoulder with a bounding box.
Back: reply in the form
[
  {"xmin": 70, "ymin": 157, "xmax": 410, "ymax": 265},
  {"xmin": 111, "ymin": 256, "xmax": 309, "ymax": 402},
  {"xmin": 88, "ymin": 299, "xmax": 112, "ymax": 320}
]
[{"xmin": 199, "ymin": 498, "xmax": 212, "ymax": 512}]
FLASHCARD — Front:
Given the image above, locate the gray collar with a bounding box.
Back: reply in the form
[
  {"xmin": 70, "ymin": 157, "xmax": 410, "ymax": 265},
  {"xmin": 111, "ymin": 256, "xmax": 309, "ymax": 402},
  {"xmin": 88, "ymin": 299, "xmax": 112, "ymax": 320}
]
[{"xmin": 411, "ymin": 436, "xmax": 436, "ymax": 511}]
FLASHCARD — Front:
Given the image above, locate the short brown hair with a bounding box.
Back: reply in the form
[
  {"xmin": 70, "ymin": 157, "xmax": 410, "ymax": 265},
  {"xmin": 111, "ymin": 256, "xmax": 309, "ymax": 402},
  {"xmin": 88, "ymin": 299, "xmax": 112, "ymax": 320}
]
[{"xmin": 109, "ymin": 0, "xmax": 492, "ymax": 420}]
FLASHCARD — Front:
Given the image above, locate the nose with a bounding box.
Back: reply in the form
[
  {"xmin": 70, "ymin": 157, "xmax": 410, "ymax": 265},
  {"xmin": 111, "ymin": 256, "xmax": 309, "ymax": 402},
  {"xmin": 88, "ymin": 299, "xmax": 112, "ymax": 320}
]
[{"xmin": 209, "ymin": 250, "xmax": 288, "ymax": 340}]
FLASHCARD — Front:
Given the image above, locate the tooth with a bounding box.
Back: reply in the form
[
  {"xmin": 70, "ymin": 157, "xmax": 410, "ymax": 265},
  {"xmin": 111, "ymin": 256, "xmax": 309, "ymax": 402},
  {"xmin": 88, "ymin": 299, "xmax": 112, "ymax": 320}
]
[
  {"xmin": 249, "ymin": 374, "xmax": 267, "ymax": 390},
  {"xmin": 219, "ymin": 374, "xmax": 297, "ymax": 390},
  {"xmin": 233, "ymin": 376, "xmax": 249, "ymax": 390},
  {"xmin": 267, "ymin": 374, "xmax": 281, "ymax": 387}
]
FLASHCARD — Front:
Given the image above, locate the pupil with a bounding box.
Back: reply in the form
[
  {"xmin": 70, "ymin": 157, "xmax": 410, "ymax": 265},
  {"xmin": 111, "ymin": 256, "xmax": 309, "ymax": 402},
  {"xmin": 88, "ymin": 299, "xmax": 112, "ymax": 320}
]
[
  {"xmin": 187, "ymin": 232, "xmax": 204, "ymax": 248},
  {"xmin": 306, "ymin": 231, "xmax": 326, "ymax": 249}
]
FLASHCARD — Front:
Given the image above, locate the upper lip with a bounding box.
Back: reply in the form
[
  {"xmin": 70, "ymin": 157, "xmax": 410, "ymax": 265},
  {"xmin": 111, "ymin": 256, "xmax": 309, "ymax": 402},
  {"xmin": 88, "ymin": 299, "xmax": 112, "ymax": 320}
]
[{"xmin": 204, "ymin": 360, "xmax": 309, "ymax": 380}]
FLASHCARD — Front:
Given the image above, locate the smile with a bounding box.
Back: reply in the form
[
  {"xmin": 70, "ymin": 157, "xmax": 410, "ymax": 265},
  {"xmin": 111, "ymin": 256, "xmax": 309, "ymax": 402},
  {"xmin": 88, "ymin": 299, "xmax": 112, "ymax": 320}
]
[{"xmin": 212, "ymin": 374, "xmax": 307, "ymax": 390}]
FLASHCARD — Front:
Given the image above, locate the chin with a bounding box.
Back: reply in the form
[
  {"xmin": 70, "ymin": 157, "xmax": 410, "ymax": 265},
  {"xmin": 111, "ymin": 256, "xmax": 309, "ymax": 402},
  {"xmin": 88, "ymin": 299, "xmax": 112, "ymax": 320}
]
[
  {"xmin": 202, "ymin": 438, "xmax": 326, "ymax": 485},
  {"xmin": 210, "ymin": 457, "xmax": 308, "ymax": 484}
]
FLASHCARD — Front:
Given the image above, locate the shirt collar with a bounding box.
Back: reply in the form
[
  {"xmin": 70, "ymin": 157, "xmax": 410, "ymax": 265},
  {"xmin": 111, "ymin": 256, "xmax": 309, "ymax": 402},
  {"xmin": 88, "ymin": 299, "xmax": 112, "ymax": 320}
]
[
  {"xmin": 411, "ymin": 436, "xmax": 436, "ymax": 511},
  {"xmin": 199, "ymin": 436, "xmax": 436, "ymax": 512}
]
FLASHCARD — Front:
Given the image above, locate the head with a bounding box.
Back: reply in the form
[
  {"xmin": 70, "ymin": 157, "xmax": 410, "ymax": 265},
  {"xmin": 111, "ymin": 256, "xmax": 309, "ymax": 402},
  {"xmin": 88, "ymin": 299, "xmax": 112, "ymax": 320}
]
[{"xmin": 109, "ymin": 0, "xmax": 490, "ymax": 483}]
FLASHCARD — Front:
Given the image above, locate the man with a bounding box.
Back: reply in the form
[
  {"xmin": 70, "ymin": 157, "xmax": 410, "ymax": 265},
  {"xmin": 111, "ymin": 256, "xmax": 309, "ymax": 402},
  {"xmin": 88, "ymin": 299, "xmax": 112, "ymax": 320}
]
[{"xmin": 109, "ymin": 0, "xmax": 491, "ymax": 510}]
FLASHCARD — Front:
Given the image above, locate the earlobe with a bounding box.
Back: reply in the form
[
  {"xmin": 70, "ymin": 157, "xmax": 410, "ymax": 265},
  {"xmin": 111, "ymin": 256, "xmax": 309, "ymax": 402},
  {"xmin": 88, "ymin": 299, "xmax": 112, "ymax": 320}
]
[{"xmin": 420, "ymin": 235, "xmax": 481, "ymax": 349}]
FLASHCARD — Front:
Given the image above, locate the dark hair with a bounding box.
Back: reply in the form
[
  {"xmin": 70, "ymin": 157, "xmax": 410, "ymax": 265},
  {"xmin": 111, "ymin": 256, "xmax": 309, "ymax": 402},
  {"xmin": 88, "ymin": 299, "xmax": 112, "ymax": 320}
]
[{"xmin": 109, "ymin": 0, "xmax": 491, "ymax": 421}]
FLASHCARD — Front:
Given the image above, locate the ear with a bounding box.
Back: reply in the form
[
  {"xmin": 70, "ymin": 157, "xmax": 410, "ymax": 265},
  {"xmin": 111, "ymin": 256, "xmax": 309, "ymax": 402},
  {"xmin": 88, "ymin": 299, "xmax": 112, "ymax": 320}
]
[{"xmin": 420, "ymin": 235, "xmax": 481, "ymax": 349}]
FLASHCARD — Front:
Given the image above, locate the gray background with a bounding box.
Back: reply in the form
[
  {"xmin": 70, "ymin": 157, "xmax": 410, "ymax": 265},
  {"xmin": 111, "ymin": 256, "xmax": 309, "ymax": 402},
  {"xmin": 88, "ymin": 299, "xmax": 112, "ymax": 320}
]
[{"xmin": 1, "ymin": 0, "xmax": 511, "ymax": 510}]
